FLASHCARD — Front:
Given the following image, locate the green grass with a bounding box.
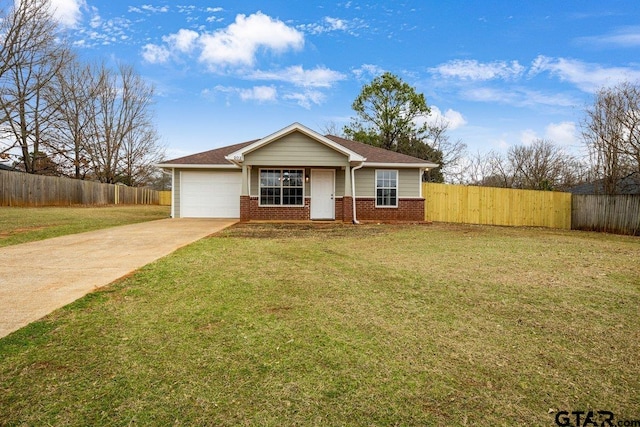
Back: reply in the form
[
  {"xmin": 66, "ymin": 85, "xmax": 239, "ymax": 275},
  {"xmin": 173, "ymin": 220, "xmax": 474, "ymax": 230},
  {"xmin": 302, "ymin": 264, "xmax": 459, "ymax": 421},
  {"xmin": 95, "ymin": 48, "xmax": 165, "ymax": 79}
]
[
  {"xmin": 0, "ymin": 223, "xmax": 638, "ymax": 426},
  {"xmin": 0, "ymin": 205, "xmax": 171, "ymax": 247}
]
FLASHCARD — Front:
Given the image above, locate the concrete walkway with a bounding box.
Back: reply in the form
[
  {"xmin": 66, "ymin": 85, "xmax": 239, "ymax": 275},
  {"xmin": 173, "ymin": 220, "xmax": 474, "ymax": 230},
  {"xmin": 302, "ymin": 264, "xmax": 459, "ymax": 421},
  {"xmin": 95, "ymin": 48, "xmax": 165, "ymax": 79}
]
[{"xmin": 0, "ymin": 218, "xmax": 237, "ymax": 338}]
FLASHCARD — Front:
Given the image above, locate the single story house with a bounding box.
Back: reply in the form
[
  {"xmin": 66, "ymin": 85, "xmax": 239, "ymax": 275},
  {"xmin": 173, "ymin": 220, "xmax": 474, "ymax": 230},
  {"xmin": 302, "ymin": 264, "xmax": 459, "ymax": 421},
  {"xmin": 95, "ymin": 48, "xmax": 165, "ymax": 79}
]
[
  {"xmin": 569, "ymin": 171, "xmax": 640, "ymax": 195},
  {"xmin": 157, "ymin": 122, "xmax": 438, "ymax": 222}
]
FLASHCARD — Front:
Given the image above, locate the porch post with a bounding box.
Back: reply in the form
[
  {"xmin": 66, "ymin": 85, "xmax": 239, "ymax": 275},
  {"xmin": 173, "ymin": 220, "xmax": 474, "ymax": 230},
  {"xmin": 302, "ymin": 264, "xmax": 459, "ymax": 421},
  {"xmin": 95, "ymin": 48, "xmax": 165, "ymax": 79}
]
[
  {"xmin": 342, "ymin": 165, "xmax": 353, "ymax": 222},
  {"xmin": 241, "ymin": 164, "xmax": 249, "ymax": 196},
  {"xmin": 240, "ymin": 164, "xmax": 250, "ymax": 221},
  {"xmin": 344, "ymin": 165, "xmax": 351, "ymax": 196}
]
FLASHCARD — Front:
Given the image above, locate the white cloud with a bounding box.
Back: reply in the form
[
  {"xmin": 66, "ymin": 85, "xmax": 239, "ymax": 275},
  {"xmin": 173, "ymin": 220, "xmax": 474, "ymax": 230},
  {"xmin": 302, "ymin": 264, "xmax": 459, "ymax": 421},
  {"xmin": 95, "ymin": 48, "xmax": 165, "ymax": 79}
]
[
  {"xmin": 88, "ymin": 6, "xmax": 101, "ymax": 28},
  {"xmin": 299, "ymin": 16, "xmax": 365, "ymax": 36},
  {"xmin": 239, "ymin": 86, "xmax": 277, "ymax": 102},
  {"xmin": 429, "ymin": 59, "xmax": 525, "ymax": 81},
  {"xmin": 129, "ymin": 4, "xmax": 169, "ymax": 13},
  {"xmin": 545, "ymin": 121, "xmax": 577, "ymax": 145},
  {"xmin": 529, "ymin": 55, "xmax": 640, "ymax": 93},
  {"xmin": 463, "ymin": 86, "xmax": 577, "ymax": 108},
  {"xmin": 352, "ymin": 64, "xmax": 384, "ymax": 80},
  {"xmin": 163, "ymin": 29, "xmax": 199, "ymax": 53},
  {"xmin": 248, "ymin": 65, "xmax": 345, "ymax": 88},
  {"xmin": 140, "ymin": 13, "xmax": 303, "ymax": 68},
  {"xmin": 325, "ymin": 17, "xmax": 347, "ymax": 31},
  {"xmin": 141, "ymin": 44, "xmax": 171, "ymax": 64},
  {"xmin": 464, "ymin": 87, "xmax": 516, "ymax": 103},
  {"xmin": 206, "ymin": 7, "xmax": 224, "ymax": 13},
  {"xmin": 516, "ymin": 122, "xmax": 577, "ymax": 147},
  {"xmin": 74, "ymin": 6, "xmax": 132, "ymax": 48},
  {"xmin": 208, "ymin": 85, "xmax": 277, "ymax": 103},
  {"xmin": 198, "ymin": 12, "xmax": 304, "ymax": 68},
  {"xmin": 421, "ymin": 105, "xmax": 467, "ymax": 130},
  {"xmin": 575, "ymin": 26, "xmax": 640, "ymax": 48},
  {"xmin": 520, "ymin": 129, "xmax": 538, "ymax": 145},
  {"xmin": 283, "ymin": 90, "xmax": 325, "ymax": 109},
  {"xmin": 49, "ymin": 0, "xmax": 85, "ymax": 27}
]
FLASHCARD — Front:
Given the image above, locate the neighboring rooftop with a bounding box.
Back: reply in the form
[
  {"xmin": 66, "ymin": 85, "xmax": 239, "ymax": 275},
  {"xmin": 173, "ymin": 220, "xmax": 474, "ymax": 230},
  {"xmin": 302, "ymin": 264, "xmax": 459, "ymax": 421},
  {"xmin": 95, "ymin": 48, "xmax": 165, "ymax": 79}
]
[{"xmin": 569, "ymin": 172, "xmax": 640, "ymax": 195}]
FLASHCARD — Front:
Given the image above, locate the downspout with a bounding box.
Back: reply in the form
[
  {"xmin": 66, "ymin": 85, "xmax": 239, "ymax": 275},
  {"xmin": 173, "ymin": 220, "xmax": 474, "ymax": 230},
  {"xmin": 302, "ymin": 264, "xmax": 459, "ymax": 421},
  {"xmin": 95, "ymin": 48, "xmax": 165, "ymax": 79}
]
[{"xmin": 351, "ymin": 162, "xmax": 365, "ymax": 224}]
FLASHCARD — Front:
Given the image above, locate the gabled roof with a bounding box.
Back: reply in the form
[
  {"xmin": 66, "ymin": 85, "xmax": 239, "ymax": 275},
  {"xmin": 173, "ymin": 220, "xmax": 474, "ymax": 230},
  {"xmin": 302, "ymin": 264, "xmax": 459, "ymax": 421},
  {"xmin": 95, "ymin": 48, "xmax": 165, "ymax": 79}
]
[
  {"xmin": 225, "ymin": 122, "xmax": 366, "ymax": 164},
  {"xmin": 158, "ymin": 122, "xmax": 439, "ymax": 169}
]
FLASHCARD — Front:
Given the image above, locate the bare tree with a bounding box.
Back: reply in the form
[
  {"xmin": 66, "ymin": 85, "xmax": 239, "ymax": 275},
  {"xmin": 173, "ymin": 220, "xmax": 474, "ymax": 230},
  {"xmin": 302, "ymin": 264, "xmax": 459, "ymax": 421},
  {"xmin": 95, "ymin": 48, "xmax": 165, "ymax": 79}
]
[
  {"xmin": 508, "ymin": 139, "xmax": 572, "ymax": 190},
  {"xmin": 484, "ymin": 151, "xmax": 514, "ymax": 188},
  {"xmin": 119, "ymin": 122, "xmax": 165, "ymax": 186},
  {"xmin": 460, "ymin": 140, "xmax": 583, "ymax": 191},
  {"xmin": 425, "ymin": 116, "xmax": 467, "ymax": 183},
  {"xmin": 582, "ymin": 82, "xmax": 640, "ymax": 194},
  {"xmin": 319, "ymin": 121, "xmax": 344, "ymax": 137},
  {"xmin": 85, "ymin": 63, "xmax": 162, "ymax": 184},
  {"xmin": 455, "ymin": 150, "xmax": 490, "ymax": 185},
  {"xmin": 0, "ymin": 0, "xmax": 52, "ymax": 82},
  {"xmin": 49, "ymin": 57, "xmax": 98, "ymax": 179},
  {"xmin": 0, "ymin": 0, "xmax": 66, "ymax": 173}
]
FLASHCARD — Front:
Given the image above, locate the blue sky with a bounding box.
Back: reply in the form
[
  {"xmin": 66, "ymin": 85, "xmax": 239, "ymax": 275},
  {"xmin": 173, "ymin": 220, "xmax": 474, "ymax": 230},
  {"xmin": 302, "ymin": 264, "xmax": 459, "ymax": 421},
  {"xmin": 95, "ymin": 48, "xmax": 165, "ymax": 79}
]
[{"xmin": 51, "ymin": 0, "xmax": 640, "ymax": 160}]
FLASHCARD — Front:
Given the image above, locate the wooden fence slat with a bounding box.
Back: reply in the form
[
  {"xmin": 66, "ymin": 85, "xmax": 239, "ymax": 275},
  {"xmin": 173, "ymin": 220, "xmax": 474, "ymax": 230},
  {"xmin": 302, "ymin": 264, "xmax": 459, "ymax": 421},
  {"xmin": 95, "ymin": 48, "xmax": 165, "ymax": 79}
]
[
  {"xmin": 423, "ymin": 183, "xmax": 572, "ymax": 230},
  {"xmin": 0, "ymin": 170, "xmax": 161, "ymax": 207},
  {"xmin": 572, "ymin": 194, "xmax": 640, "ymax": 235}
]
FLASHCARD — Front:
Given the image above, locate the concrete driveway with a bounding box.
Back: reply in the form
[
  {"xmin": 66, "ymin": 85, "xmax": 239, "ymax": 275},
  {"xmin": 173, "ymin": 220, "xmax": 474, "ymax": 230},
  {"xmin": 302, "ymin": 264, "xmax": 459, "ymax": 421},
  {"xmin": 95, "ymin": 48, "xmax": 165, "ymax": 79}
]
[{"xmin": 0, "ymin": 218, "xmax": 237, "ymax": 338}]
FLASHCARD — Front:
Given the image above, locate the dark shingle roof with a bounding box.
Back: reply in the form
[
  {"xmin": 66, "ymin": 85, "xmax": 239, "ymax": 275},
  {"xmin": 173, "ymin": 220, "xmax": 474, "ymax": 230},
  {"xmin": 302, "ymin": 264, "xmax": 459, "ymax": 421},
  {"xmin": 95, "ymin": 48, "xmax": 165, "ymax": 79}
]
[
  {"xmin": 161, "ymin": 133, "xmax": 437, "ymax": 166},
  {"xmin": 161, "ymin": 140, "xmax": 259, "ymax": 165},
  {"xmin": 324, "ymin": 134, "xmax": 435, "ymax": 164},
  {"xmin": 569, "ymin": 172, "xmax": 640, "ymax": 195}
]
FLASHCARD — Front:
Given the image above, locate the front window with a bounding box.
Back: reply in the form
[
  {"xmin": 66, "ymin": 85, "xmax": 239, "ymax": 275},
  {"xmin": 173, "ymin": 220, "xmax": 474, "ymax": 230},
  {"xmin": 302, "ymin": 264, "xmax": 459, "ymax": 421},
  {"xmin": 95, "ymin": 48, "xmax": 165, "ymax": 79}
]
[
  {"xmin": 260, "ymin": 169, "xmax": 304, "ymax": 206},
  {"xmin": 376, "ymin": 170, "xmax": 398, "ymax": 207}
]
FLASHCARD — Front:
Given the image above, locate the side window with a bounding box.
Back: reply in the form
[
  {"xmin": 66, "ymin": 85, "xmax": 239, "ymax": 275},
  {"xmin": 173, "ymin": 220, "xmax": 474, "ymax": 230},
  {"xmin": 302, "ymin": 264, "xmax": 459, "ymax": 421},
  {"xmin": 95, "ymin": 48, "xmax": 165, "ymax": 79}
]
[{"xmin": 376, "ymin": 170, "xmax": 398, "ymax": 207}]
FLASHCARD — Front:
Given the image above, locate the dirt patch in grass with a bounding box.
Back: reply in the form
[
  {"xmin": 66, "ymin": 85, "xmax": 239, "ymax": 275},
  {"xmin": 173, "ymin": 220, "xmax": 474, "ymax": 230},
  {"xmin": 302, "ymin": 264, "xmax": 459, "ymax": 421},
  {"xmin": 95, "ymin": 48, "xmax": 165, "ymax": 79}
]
[
  {"xmin": 219, "ymin": 221, "xmax": 415, "ymax": 239},
  {"xmin": 0, "ymin": 225, "xmax": 49, "ymax": 237}
]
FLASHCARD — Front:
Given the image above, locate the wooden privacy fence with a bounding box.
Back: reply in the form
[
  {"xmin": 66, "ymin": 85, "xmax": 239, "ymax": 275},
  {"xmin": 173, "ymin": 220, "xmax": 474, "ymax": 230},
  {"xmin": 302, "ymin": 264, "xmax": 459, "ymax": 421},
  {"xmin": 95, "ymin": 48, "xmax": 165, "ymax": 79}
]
[
  {"xmin": 572, "ymin": 195, "xmax": 640, "ymax": 235},
  {"xmin": 0, "ymin": 170, "xmax": 159, "ymax": 207},
  {"xmin": 423, "ymin": 183, "xmax": 572, "ymax": 229},
  {"xmin": 158, "ymin": 191, "xmax": 172, "ymax": 206}
]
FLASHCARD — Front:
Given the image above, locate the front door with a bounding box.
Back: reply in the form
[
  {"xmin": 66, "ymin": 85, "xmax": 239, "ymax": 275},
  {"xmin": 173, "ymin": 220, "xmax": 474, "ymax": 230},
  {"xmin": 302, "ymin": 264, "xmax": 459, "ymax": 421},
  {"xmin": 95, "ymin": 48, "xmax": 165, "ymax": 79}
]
[{"xmin": 310, "ymin": 169, "xmax": 335, "ymax": 220}]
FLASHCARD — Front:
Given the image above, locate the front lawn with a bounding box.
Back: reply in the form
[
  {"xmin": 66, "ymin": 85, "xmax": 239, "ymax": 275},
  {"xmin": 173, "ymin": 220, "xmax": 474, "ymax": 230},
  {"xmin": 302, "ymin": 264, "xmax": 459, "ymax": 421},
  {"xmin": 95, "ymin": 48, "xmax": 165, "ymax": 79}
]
[
  {"xmin": 0, "ymin": 205, "xmax": 171, "ymax": 247},
  {"xmin": 0, "ymin": 223, "xmax": 638, "ymax": 426}
]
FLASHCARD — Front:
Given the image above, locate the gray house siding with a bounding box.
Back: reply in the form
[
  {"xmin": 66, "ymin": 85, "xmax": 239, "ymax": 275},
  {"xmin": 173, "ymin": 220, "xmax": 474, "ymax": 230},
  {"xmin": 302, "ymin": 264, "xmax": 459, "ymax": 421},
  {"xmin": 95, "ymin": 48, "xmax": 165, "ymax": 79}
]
[
  {"xmin": 354, "ymin": 167, "xmax": 421, "ymax": 198},
  {"xmin": 244, "ymin": 131, "xmax": 348, "ymax": 167},
  {"xmin": 173, "ymin": 170, "xmax": 181, "ymax": 217}
]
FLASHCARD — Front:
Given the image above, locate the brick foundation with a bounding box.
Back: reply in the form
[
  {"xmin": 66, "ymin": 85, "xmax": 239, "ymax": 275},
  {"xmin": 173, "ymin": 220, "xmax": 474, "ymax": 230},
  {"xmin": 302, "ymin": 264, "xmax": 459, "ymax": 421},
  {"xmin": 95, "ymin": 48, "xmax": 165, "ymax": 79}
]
[
  {"xmin": 354, "ymin": 198, "xmax": 425, "ymax": 222},
  {"xmin": 245, "ymin": 196, "xmax": 310, "ymax": 221},
  {"xmin": 240, "ymin": 196, "xmax": 422, "ymax": 222}
]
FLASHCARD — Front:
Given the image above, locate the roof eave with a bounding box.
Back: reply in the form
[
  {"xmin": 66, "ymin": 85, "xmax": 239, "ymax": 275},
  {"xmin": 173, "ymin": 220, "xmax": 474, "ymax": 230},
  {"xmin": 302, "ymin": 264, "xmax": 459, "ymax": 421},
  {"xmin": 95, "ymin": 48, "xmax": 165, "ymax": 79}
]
[
  {"xmin": 226, "ymin": 122, "xmax": 366, "ymax": 163},
  {"xmin": 363, "ymin": 162, "xmax": 440, "ymax": 169},
  {"xmin": 156, "ymin": 163, "xmax": 241, "ymax": 169}
]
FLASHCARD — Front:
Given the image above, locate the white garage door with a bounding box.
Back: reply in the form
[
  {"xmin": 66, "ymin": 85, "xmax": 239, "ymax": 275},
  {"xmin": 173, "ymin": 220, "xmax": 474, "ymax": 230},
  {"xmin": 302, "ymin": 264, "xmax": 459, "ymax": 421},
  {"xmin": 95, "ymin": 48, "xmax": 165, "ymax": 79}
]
[{"xmin": 180, "ymin": 171, "xmax": 242, "ymax": 218}]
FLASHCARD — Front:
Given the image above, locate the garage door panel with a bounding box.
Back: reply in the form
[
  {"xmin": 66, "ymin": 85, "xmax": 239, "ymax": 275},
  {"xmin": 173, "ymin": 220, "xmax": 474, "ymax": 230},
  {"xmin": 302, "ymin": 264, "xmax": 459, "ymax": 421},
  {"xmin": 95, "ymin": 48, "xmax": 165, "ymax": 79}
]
[{"xmin": 181, "ymin": 171, "xmax": 241, "ymax": 218}]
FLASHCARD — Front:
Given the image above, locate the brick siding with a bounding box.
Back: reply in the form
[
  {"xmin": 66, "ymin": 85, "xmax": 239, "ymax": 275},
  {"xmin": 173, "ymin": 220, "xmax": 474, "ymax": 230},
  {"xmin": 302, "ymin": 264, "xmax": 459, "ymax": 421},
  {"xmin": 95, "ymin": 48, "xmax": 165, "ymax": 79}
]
[
  {"xmin": 240, "ymin": 196, "xmax": 422, "ymax": 222},
  {"xmin": 244, "ymin": 196, "xmax": 310, "ymax": 221},
  {"xmin": 354, "ymin": 198, "xmax": 424, "ymax": 221}
]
